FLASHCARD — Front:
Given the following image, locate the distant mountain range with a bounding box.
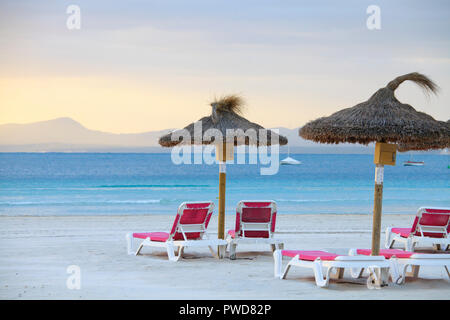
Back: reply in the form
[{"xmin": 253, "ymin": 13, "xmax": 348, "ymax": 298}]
[
  {"xmin": 0, "ymin": 117, "xmax": 422, "ymax": 154},
  {"xmin": 0, "ymin": 118, "xmax": 170, "ymax": 152}
]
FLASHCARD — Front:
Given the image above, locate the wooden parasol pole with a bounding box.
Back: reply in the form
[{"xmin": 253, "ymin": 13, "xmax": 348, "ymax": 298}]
[
  {"xmin": 217, "ymin": 161, "xmax": 226, "ymax": 257},
  {"xmin": 371, "ymin": 164, "xmax": 384, "ymax": 256},
  {"xmin": 216, "ymin": 143, "xmax": 234, "ymax": 258},
  {"xmin": 372, "ymin": 142, "xmax": 397, "ymax": 256}
]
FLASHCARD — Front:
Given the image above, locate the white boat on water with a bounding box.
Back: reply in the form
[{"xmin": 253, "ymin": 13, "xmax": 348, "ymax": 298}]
[
  {"xmin": 403, "ymin": 153, "xmax": 424, "ymax": 166},
  {"xmin": 280, "ymin": 146, "xmax": 301, "ymax": 165},
  {"xmin": 403, "ymin": 160, "xmax": 424, "ymax": 166},
  {"xmin": 280, "ymin": 156, "xmax": 301, "ymax": 165}
]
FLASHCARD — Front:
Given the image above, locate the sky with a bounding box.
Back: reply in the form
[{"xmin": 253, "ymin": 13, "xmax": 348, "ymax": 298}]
[{"xmin": 0, "ymin": 0, "xmax": 449, "ymax": 134}]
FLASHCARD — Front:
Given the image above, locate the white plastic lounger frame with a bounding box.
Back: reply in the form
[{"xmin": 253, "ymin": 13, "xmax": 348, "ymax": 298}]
[
  {"xmin": 226, "ymin": 200, "xmax": 284, "ymax": 260},
  {"xmin": 349, "ymin": 248, "xmax": 450, "ymax": 285},
  {"xmin": 385, "ymin": 207, "xmax": 450, "ymax": 251},
  {"xmin": 126, "ymin": 201, "xmax": 227, "ymax": 261},
  {"xmin": 273, "ymin": 250, "xmax": 390, "ymax": 289}
]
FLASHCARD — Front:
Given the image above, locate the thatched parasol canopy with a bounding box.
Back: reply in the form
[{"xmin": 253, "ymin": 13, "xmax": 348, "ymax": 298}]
[
  {"xmin": 397, "ymin": 119, "xmax": 450, "ymax": 152},
  {"xmin": 159, "ymin": 95, "xmax": 288, "ymax": 147},
  {"xmin": 299, "ymin": 72, "xmax": 446, "ymax": 148}
]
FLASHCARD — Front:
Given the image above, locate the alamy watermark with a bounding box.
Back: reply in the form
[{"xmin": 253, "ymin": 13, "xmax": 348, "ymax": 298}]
[
  {"xmin": 66, "ymin": 265, "xmax": 81, "ymax": 290},
  {"xmin": 66, "ymin": 5, "xmax": 81, "ymax": 30},
  {"xmin": 169, "ymin": 123, "xmax": 281, "ymax": 176},
  {"xmin": 366, "ymin": 5, "xmax": 381, "ymax": 30}
]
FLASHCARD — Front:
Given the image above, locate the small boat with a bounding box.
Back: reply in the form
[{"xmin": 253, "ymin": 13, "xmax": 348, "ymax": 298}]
[
  {"xmin": 280, "ymin": 156, "xmax": 302, "ymax": 165},
  {"xmin": 280, "ymin": 146, "xmax": 301, "ymax": 165},
  {"xmin": 403, "ymin": 153, "xmax": 424, "ymax": 166},
  {"xmin": 403, "ymin": 160, "xmax": 424, "ymax": 166}
]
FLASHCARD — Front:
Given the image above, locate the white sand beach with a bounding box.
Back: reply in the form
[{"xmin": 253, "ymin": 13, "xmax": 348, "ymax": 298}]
[{"xmin": 0, "ymin": 214, "xmax": 448, "ymax": 300}]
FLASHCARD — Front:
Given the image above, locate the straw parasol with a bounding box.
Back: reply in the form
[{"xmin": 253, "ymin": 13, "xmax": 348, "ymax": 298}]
[
  {"xmin": 397, "ymin": 119, "xmax": 450, "ymax": 152},
  {"xmin": 159, "ymin": 95, "xmax": 288, "ymax": 147},
  {"xmin": 159, "ymin": 95, "xmax": 288, "ymax": 257},
  {"xmin": 300, "ymin": 73, "xmax": 442, "ymax": 146},
  {"xmin": 299, "ymin": 72, "xmax": 446, "ymax": 256}
]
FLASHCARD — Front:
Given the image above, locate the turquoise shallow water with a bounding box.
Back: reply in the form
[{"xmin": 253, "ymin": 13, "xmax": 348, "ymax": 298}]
[{"xmin": 0, "ymin": 153, "xmax": 448, "ymax": 216}]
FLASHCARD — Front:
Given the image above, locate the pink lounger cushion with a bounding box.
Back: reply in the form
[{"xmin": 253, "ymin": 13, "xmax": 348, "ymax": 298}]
[
  {"xmin": 391, "ymin": 228, "xmax": 411, "ymax": 238},
  {"xmin": 282, "ymin": 250, "xmax": 339, "ymax": 261},
  {"xmin": 132, "ymin": 232, "xmax": 170, "ymax": 242},
  {"xmin": 356, "ymin": 249, "xmax": 414, "ymax": 259}
]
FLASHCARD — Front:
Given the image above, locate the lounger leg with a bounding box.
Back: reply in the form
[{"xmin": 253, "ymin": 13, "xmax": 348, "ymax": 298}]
[
  {"xmin": 347, "ymin": 249, "xmax": 368, "ymax": 279},
  {"xmin": 126, "ymin": 233, "xmax": 134, "ymax": 255},
  {"xmin": 166, "ymin": 243, "xmax": 178, "ymax": 261},
  {"xmin": 433, "ymin": 244, "xmax": 441, "ymax": 251},
  {"xmin": 225, "ymin": 235, "xmax": 231, "ymax": 253},
  {"xmin": 281, "ymin": 257, "xmax": 296, "ymax": 280},
  {"xmin": 177, "ymin": 246, "xmax": 184, "ymax": 260},
  {"xmin": 444, "ymin": 266, "xmax": 450, "ymax": 278},
  {"xmin": 388, "ymin": 259, "xmax": 403, "ymax": 284},
  {"xmin": 312, "ymin": 261, "xmax": 329, "ymax": 287},
  {"xmin": 406, "ymin": 238, "xmax": 413, "ymax": 252},
  {"xmin": 347, "ymin": 249, "xmax": 364, "ymax": 278},
  {"xmin": 135, "ymin": 242, "xmax": 144, "ymax": 256},
  {"xmin": 366, "ymin": 267, "xmax": 382, "ymax": 289},
  {"xmin": 273, "ymin": 250, "xmax": 283, "ymax": 278},
  {"xmin": 208, "ymin": 246, "xmax": 219, "ymax": 259},
  {"xmin": 166, "ymin": 243, "xmax": 183, "ymax": 262},
  {"xmin": 392, "ymin": 264, "xmax": 410, "ymax": 285},
  {"xmin": 398, "ymin": 264, "xmax": 410, "ymax": 284},
  {"xmin": 273, "ymin": 243, "xmax": 284, "ymax": 251},
  {"xmin": 218, "ymin": 245, "xmax": 226, "ymax": 259},
  {"xmin": 350, "ymin": 267, "xmax": 365, "ymax": 279},
  {"xmin": 405, "ymin": 265, "xmax": 420, "ymax": 279},
  {"xmin": 385, "ymin": 227, "xmax": 395, "ymax": 249},
  {"xmin": 329, "ymin": 267, "xmax": 344, "ymax": 280},
  {"xmin": 229, "ymin": 243, "xmax": 237, "ymax": 260},
  {"xmin": 381, "ymin": 267, "xmax": 390, "ymax": 286},
  {"xmin": 368, "ymin": 266, "xmax": 389, "ymax": 289}
]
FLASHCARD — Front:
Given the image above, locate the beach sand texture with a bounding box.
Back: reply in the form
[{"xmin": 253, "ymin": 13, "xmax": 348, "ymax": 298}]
[{"xmin": 0, "ymin": 214, "xmax": 449, "ymax": 299}]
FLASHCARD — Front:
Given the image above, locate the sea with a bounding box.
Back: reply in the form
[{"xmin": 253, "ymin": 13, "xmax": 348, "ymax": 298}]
[{"xmin": 0, "ymin": 153, "xmax": 448, "ymax": 216}]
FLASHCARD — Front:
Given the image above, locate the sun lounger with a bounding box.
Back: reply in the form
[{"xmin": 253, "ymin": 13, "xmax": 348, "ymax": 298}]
[
  {"xmin": 273, "ymin": 249, "xmax": 390, "ymax": 289},
  {"xmin": 385, "ymin": 207, "xmax": 450, "ymax": 251},
  {"xmin": 226, "ymin": 200, "xmax": 284, "ymax": 260},
  {"xmin": 126, "ymin": 201, "xmax": 227, "ymax": 261},
  {"xmin": 349, "ymin": 248, "xmax": 450, "ymax": 284}
]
